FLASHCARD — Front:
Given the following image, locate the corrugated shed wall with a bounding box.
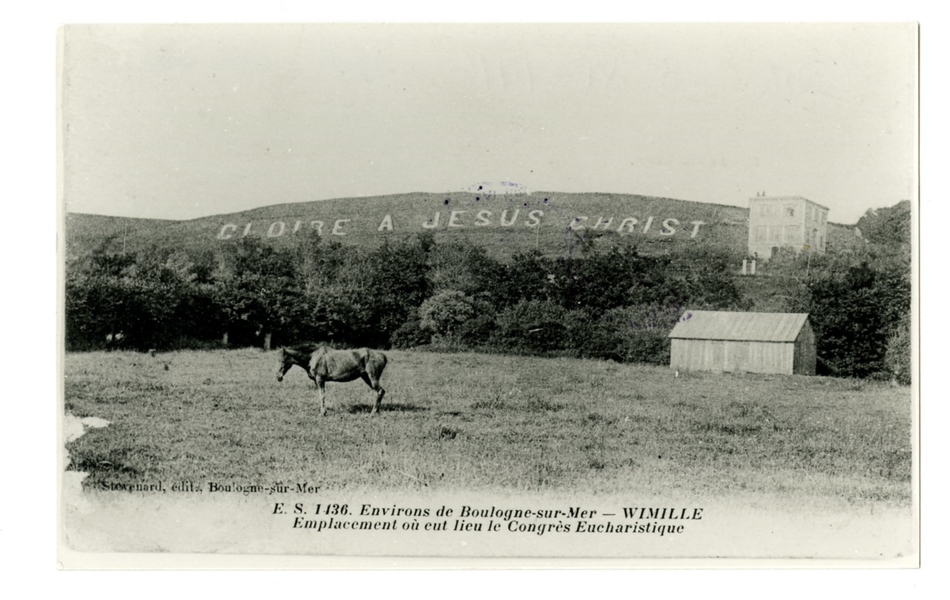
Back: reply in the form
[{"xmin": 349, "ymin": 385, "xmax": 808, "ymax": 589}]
[{"xmin": 671, "ymin": 339, "xmax": 795, "ymax": 374}]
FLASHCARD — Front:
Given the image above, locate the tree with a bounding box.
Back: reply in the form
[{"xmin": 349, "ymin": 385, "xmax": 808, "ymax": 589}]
[
  {"xmin": 419, "ymin": 290, "xmax": 479, "ymax": 338},
  {"xmin": 856, "ymin": 200, "xmax": 911, "ymax": 247},
  {"xmin": 65, "ymin": 244, "xmax": 220, "ymax": 351},
  {"xmin": 356, "ymin": 237, "xmax": 431, "ymax": 347},
  {"xmin": 489, "ymin": 250, "xmax": 550, "ymax": 308},
  {"xmin": 426, "ymin": 240, "xmax": 502, "ymax": 297},
  {"xmin": 793, "ymin": 259, "xmax": 909, "ymax": 378},
  {"xmin": 214, "ymin": 238, "xmax": 305, "ymax": 349},
  {"xmin": 885, "ymin": 315, "xmax": 912, "ymax": 385}
]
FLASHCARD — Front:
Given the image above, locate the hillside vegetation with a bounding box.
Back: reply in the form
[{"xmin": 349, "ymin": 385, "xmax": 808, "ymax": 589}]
[
  {"xmin": 67, "ymin": 191, "xmax": 752, "ymax": 260},
  {"xmin": 64, "ymin": 195, "xmax": 911, "ymax": 381},
  {"xmin": 66, "ymin": 191, "xmax": 868, "ymax": 261}
]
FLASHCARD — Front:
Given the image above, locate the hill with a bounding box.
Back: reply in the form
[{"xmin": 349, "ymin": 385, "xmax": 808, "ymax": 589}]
[
  {"xmin": 65, "ymin": 191, "xmax": 868, "ymax": 263},
  {"xmin": 64, "ymin": 213, "xmax": 171, "ymax": 257},
  {"xmin": 66, "ymin": 191, "xmax": 762, "ymax": 260}
]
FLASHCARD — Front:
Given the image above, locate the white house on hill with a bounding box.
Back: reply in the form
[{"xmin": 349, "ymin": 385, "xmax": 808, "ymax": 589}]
[{"xmin": 748, "ymin": 195, "xmax": 829, "ymax": 259}]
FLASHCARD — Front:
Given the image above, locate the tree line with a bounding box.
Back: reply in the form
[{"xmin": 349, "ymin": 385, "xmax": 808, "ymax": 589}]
[{"xmin": 65, "ymin": 200, "xmax": 911, "ymax": 382}]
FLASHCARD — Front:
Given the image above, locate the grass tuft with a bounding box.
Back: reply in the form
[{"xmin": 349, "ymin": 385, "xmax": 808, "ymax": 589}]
[{"xmin": 438, "ymin": 426, "xmax": 459, "ymax": 441}]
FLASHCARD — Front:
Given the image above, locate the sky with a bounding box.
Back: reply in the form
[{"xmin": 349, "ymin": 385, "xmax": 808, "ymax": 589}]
[{"xmin": 61, "ymin": 23, "xmax": 917, "ymax": 224}]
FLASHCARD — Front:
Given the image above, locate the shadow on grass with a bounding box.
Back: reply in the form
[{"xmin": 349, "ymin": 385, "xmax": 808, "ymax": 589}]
[{"xmin": 346, "ymin": 403, "xmax": 429, "ymax": 414}]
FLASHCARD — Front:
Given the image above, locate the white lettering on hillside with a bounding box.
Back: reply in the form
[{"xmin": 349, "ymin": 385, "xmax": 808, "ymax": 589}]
[
  {"xmin": 422, "ymin": 213, "xmax": 440, "ymax": 229},
  {"xmin": 217, "ymin": 224, "xmax": 237, "ymax": 239},
  {"xmin": 332, "ymin": 219, "xmax": 350, "ymax": 236},
  {"xmin": 525, "ymin": 210, "xmax": 543, "ymax": 227},
  {"xmin": 448, "ymin": 211, "xmax": 466, "ymax": 227},
  {"xmin": 617, "ymin": 217, "xmax": 639, "ymax": 233},
  {"xmin": 500, "ymin": 209, "xmax": 519, "ymax": 227},
  {"xmin": 215, "ymin": 215, "xmax": 707, "ymax": 240},
  {"xmin": 267, "ymin": 222, "xmax": 286, "ymax": 237}
]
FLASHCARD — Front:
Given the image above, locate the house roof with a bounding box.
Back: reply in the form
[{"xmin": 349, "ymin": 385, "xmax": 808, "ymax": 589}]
[
  {"xmin": 668, "ymin": 311, "xmax": 810, "ymax": 342},
  {"xmin": 748, "ymin": 196, "xmax": 830, "ymax": 211}
]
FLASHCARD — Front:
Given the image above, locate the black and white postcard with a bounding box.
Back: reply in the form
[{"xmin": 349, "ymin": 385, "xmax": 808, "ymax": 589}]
[{"xmin": 58, "ymin": 23, "xmax": 918, "ymax": 567}]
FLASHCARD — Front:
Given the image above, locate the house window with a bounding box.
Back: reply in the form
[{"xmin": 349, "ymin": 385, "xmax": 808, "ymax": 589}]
[
  {"xmin": 769, "ymin": 226, "xmax": 783, "ymax": 243},
  {"xmin": 755, "ymin": 226, "xmax": 767, "ymax": 242},
  {"xmin": 785, "ymin": 205, "xmax": 796, "ymax": 217}
]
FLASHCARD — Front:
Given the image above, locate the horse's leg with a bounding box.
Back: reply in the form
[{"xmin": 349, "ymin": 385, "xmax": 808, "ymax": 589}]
[
  {"xmin": 360, "ymin": 373, "xmax": 379, "ymax": 414},
  {"xmin": 317, "ymin": 379, "xmax": 327, "ymax": 417},
  {"xmin": 362, "ymin": 372, "xmax": 385, "ymax": 415}
]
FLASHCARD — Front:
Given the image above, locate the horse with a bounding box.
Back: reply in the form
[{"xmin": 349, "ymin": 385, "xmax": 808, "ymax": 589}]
[{"xmin": 276, "ymin": 345, "xmax": 388, "ymax": 416}]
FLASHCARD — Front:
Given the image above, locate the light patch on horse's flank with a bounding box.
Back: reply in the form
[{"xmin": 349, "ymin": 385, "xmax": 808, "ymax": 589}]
[{"xmin": 64, "ymin": 414, "xmax": 111, "ymax": 514}]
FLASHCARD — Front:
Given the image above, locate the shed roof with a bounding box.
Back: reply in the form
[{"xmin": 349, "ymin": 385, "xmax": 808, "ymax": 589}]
[{"xmin": 668, "ymin": 311, "xmax": 809, "ymax": 342}]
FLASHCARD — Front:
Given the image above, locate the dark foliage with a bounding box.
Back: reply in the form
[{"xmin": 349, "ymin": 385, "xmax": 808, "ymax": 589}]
[
  {"xmin": 65, "ymin": 202, "xmax": 910, "ymax": 378},
  {"xmin": 792, "ymin": 256, "xmax": 910, "ymax": 379},
  {"xmin": 390, "ymin": 315, "xmax": 431, "ymax": 350},
  {"xmin": 856, "ymin": 200, "xmax": 911, "ymax": 247}
]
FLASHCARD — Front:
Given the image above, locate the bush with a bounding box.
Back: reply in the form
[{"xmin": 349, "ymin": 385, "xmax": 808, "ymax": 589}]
[
  {"xmin": 492, "ymin": 300, "xmax": 569, "ymax": 353},
  {"xmin": 564, "ymin": 310, "xmax": 621, "ymax": 361},
  {"xmin": 456, "ymin": 313, "xmax": 497, "ymax": 346},
  {"xmin": 615, "ymin": 329, "xmax": 671, "ymax": 365},
  {"xmin": 795, "ymin": 261, "xmax": 909, "ymax": 378},
  {"xmin": 885, "ymin": 320, "xmax": 911, "ymax": 385},
  {"xmin": 572, "ymin": 308, "xmax": 674, "ymax": 365},
  {"xmin": 419, "ymin": 290, "xmax": 478, "ymax": 337},
  {"xmin": 390, "ymin": 317, "xmax": 430, "ymax": 349}
]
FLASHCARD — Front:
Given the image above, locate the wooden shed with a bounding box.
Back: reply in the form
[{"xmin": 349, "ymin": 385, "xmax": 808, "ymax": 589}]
[{"xmin": 668, "ymin": 311, "xmax": 816, "ymax": 375}]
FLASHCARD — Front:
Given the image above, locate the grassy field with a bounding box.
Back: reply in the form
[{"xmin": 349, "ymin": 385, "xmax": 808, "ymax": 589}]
[{"xmin": 64, "ymin": 348, "xmax": 911, "ymax": 506}]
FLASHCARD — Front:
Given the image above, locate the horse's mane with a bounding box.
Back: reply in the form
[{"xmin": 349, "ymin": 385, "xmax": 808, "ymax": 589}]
[
  {"xmin": 279, "ymin": 344, "xmax": 316, "ymax": 358},
  {"xmin": 289, "ymin": 343, "xmax": 319, "ymax": 353},
  {"xmin": 282, "ymin": 343, "xmax": 337, "ymax": 358}
]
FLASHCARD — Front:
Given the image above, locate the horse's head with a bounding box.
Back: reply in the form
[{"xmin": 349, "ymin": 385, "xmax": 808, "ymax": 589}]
[{"xmin": 275, "ymin": 347, "xmax": 293, "ymax": 382}]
